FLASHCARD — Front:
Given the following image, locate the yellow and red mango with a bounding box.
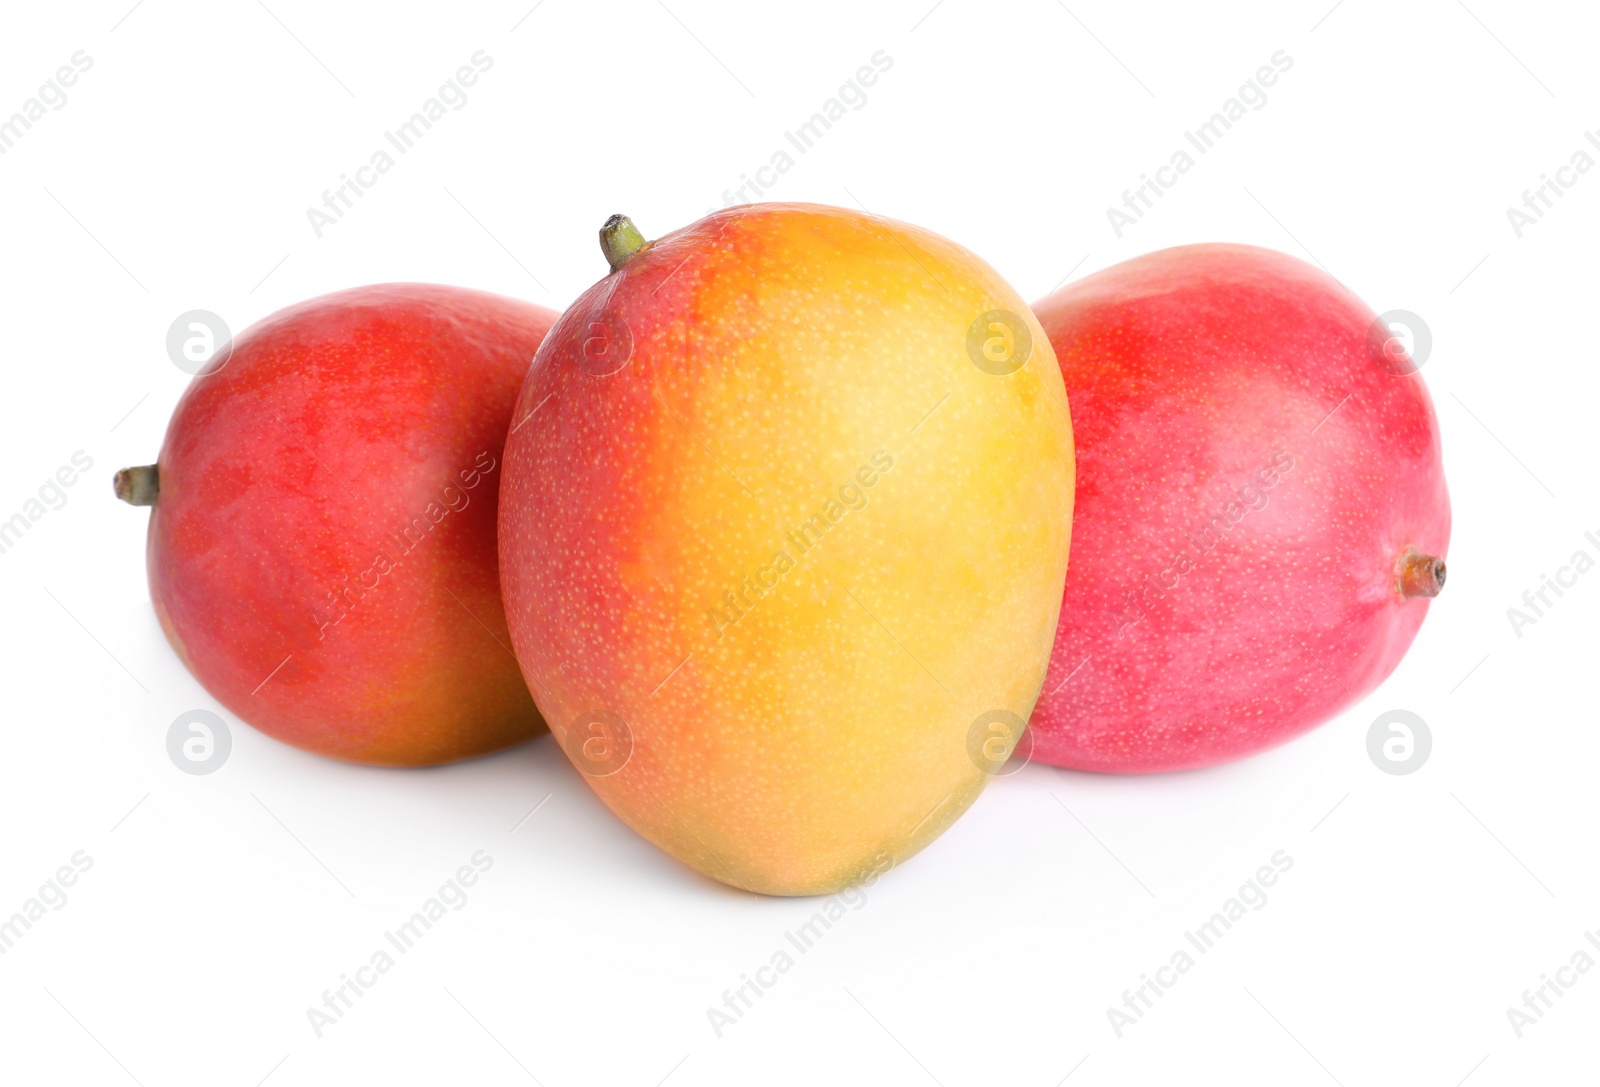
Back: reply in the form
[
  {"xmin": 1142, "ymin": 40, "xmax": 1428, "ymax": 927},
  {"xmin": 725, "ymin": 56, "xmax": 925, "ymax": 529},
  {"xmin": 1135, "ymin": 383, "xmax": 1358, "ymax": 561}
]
[{"xmin": 499, "ymin": 204, "xmax": 1074, "ymax": 895}]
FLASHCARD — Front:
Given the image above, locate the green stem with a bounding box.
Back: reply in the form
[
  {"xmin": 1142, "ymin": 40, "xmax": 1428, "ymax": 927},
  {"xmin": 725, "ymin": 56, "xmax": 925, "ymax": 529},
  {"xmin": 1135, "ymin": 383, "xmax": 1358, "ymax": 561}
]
[
  {"xmin": 599, "ymin": 214, "xmax": 648, "ymax": 272},
  {"xmin": 114, "ymin": 465, "xmax": 159, "ymax": 506}
]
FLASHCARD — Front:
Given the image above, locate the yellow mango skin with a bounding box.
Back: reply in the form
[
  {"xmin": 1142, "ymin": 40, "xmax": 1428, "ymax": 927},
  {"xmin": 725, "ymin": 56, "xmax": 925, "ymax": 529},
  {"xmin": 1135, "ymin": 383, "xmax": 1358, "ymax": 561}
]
[{"xmin": 499, "ymin": 204, "xmax": 1074, "ymax": 895}]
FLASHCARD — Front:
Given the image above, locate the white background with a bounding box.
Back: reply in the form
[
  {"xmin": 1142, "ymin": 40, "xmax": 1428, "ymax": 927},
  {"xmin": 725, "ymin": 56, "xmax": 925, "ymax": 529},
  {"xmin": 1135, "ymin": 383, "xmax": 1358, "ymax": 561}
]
[{"xmin": 1, "ymin": 1, "xmax": 1595, "ymax": 1084}]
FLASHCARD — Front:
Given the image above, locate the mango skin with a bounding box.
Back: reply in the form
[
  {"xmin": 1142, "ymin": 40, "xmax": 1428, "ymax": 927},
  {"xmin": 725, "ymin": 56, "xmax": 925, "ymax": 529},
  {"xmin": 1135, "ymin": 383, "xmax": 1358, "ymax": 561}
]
[
  {"xmin": 1029, "ymin": 245, "xmax": 1450, "ymax": 772},
  {"xmin": 146, "ymin": 285, "xmax": 556, "ymax": 766},
  {"xmin": 499, "ymin": 204, "xmax": 1075, "ymax": 895}
]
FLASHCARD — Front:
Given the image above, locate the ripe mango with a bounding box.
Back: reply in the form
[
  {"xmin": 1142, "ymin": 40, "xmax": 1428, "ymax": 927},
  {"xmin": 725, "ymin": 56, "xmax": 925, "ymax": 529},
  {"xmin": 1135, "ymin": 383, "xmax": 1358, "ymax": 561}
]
[{"xmin": 500, "ymin": 204, "xmax": 1074, "ymax": 895}]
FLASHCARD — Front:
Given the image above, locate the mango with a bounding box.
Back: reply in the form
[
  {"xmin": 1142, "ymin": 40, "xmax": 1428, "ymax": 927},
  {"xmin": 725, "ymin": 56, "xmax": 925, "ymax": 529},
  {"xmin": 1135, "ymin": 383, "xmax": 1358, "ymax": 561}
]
[{"xmin": 499, "ymin": 204, "xmax": 1074, "ymax": 894}]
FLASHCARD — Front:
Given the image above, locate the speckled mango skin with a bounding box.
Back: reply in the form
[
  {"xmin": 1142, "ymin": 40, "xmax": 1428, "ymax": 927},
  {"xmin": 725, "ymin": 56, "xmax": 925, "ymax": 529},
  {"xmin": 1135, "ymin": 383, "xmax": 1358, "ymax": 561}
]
[
  {"xmin": 1029, "ymin": 245, "xmax": 1450, "ymax": 773},
  {"xmin": 499, "ymin": 204, "xmax": 1075, "ymax": 895},
  {"xmin": 146, "ymin": 285, "xmax": 555, "ymax": 766}
]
